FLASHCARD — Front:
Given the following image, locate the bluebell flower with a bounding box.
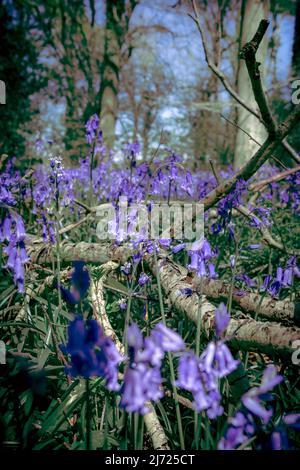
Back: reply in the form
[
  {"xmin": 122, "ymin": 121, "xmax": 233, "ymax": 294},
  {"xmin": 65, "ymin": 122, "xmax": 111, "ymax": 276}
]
[
  {"xmin": 180, "ymin": 287, "xmax": 194, "ymax": 296},
  {"xmin": 138, "ymin": 272, "xmax": 150, "ymax": 286},
  {"xmin": 218, "ymin": 365, "xmax": 283, "ymax": 450},
  {"xmin": 61, "ymin": 316, "xmax": 123, "ymax": 388},
  {"xmin": 121, "ymin": 262, "xmax": 132, "ymax": 276},
  {"xmin": 85, "ymin": 113, "xmax": 102, "ymax": 145},
  {"xmin": 235, "ymin": 273, "xmax": 256, "ymax": 288},
  {"xmin": 3, "ymin": 219, "xmax": 29, "ymax": 294},
  {"xmin": 176, "ymin": 351, "xmax": 225, "ymax": 419},
  {"xmin": 71, "ymin": 261, "xmax": 90, "ymax": 300},
  {"xmin": 120, "ymin": 364, "xmax": 163, "ymax": 414},
  {"xmin": 172, "ymin": 242, "xmax": 186, "ymax": 253},
  {"xmin": 150, "ymin": 322, "xmax": 185, "ymax": 353},
  {"xmin": 214, "ymin": 303, "xmax": 230, "ymax": 337},
  {"xmin": 187, "ymin": 237, "xmax": 217, "ymax": 279},
  {"xmin": 121, "ymin": 322, "xmax": 185, "ymax": 414},
  {"xmin": 118, "ymin": 300, "xmax": 127, "ymax": 311},
  {"xmin": 212, "ymin": 178, "xmax": 247, "ymax": 237},
  {"xmin": 59, "ymin": 261, "xmax": 90, "ymax": 305},
  {"xmin": 176, "ymin": 304, "xmax": 238, "ymax": 420}
]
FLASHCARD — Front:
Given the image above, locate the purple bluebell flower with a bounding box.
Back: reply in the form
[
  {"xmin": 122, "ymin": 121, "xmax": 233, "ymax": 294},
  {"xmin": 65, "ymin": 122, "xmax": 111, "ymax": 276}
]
[
  {"xmin": 282, "ymin": 268, "xmax": 293, "ymax": 286},
  {"xmin": 121, "ymin": 322, "xmax": 184, "ymax": 414},
  {"xmin": 14, "ymin": 256, "xmax": 25, "ymax": 293},
  {"xmin": 248, "ymin": 206, "xmax": 271, "ymax": 228},
  {"xmin": 283, "ymin": 413, "xmax": 300, "ymax": 427},
  {"xmin": 172, "ymin": 242, "xmax": 186, "ymax": 253},
  {"xmin": 214, "ymin": 303, "xmax": 230, "ymax": 337},
  {"xmin": 187, "ymin": 237, "xmax": 216, "ymax": 279},
  {"xmin": 120, "ymin": 363, "xmax": 163, "ymax": 414},
  {"xmin": 180, "ymin": 287, "xmax": 193, "ymax": 296},
  {"xmin": 121, "ymin": 262, "xmax": 132, "ymax": 276},
  {"xmin": 269, "ymin": 414, "xmax": 300, "ymax": 449},
  {"xmin": 261, "ymin": 275, "xmax": 281, "ymax": 298},
  {"xmin": 208, "ymin": 263, "xmax": 218, "ymax": 279},
  {"xmin": 150, "ymin": 322, "xmax": 185, "ymax": 353},
  {"xmin": 212, "ymin": 178, "xmax": 247, "ymax": 237},
  {"xmin": 59, "ymin": 261, "xmax": 90, "ymax": 305},
  {"xmin": 2, "ymin": 214, "xmax": 29, "ymax": 293},
  {"xmin": 176, "ymin": 351, "xmax": 224, "ymax": 418},
  {"xmin": 138, "ymin": 272, "xmax": 150, "ymax": 286},
  {"xmin": 218, "ymin": 365, "xmax": 283, "ymax": 450},
  {"xmin": 118, "ymin": 300, "xmax": 127, "ymax": 311},
  {"xmin": 124, "ymin": 141, "xmax": 140, "ymax": 158},
  {"xmin": 61, "ymin": 316, "xmax": 123, "ymax": 388},
  {"xmin": 235, "ymin": 273, "xmax": 256, "ymax": 288},
  {"xmin": 241, "ymin": 395, "xmax": 273, "ymax": 425},
  {"xmin": 201, "ymin": 341, "xmax": 239, "ymax": 378},
  {"xmin": 85, "ymin": 113, "xmax": 102, "ymax": 145},
  {"xmin": 71, "ymin": 261, "xmax": 90, "ymax": 300},
  {"xmin": 0, "ymin": 215, "xmax": 11, "ymax": 241},
  {"xmin": 176, "ymin": 336, "xmax": 238, "ymax": 420}
]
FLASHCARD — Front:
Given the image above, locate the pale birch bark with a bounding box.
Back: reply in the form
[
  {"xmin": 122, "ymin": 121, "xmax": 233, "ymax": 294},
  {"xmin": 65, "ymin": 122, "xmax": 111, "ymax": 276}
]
[
  {"xmin": 192, "ymin": 277, "xmax": 299, "ymax": 326},
  {"xmin": 234, "ymin": 0, "xmax": 269, "ymax": 169},
  {"xmin": 146, "ymin": 255, "xmax": 300, "ymax": 358}
]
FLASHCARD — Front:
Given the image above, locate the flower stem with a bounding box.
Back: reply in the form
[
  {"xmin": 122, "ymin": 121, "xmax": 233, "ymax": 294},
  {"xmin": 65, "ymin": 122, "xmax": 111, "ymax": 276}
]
[
  {"xmin": 194, "ymin": 276, "xmax": 204, "ymax": 449},
  {"xmin": 153, "ymin": 249, "xmax": 185, "ymax": 450},
  {"xmin": 85, "ymin": 378, "xmax": 91, "ymax": 451}
]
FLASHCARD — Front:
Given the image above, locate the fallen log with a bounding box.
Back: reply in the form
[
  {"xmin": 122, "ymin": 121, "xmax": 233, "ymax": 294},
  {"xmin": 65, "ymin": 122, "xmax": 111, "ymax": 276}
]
[
  {"xmin": 192, "ymin": 277, "xmax": 300, "ymax": 326},
  {"xmin": 146, "ymin": 255, "xmax": 300, "ymax": 359},
  {"xmin": 26, "ymin": 241, "xmax": 128, "ymax": 265},
  {"xmin": 90, "ymin": 263, "xmax": 170, "ymax": 451},
  {"xmin": 27, "ymin": 241, "xmax": 299, "ymax": 326}
]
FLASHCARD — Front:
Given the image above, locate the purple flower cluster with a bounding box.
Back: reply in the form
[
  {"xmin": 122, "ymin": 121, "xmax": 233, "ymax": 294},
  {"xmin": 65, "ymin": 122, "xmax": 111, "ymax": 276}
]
[
  {"xmin": 138, "ymin": 272, "xmax": 150, "ymax": 286},
  {"xmin": 1, "ymin": 212, "xmax": 29, "ymax": 292},
  {"xmin": 187, "ymin": 237, "xmax": 217, "ymax": 279},
  {"xmin": 85, "ymin": 113, "xmax": 103, "ymax": 145},
  {"xmin": 261, "ymin": 258, "xmax": 300, "ymax": 297},
  {"xmin": 212, "ymin": 178, "xmax": 247, "ymax": 238},
  {"xmin": 270, "ymin": 413, "xmax": 300, "ymax": 450},
  {"xmin": 120, "ymin": 322, "xmax": 185, "ymax": 414},
  {"xmin": 61, "ymin": 315, "xmax": 123, "ymax": 389},
  {"xmin": 248, "ymin": 205, "xmax": 271, "ymax": 228},
  {"xmin": 218, "ymin": 365, "xmax": 283, "ymax": 449},
  {"xmin": 176, "ymin": 303, "xmax": 239, "ymax": 419},
  {"xmin": 60, "ymin": 261, "xmax": 90, "ymax": 306}
]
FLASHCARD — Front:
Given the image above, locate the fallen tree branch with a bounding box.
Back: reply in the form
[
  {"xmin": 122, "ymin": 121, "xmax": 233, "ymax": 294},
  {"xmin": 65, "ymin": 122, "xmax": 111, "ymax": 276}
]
[
  {"xmin": 146, "ymin": 254, "xmax": 300, "ymax": 358},
  {"xmin": 90, "ymin": 263, "xmax": 170, "ymax": 451},
  {"xmin": 27, "ymin": 241, "xmax": 114, "ymax": 265},
  {"xmin": 27, "ymin": 241, "xmax": 299, "ymax": 325},
  {"xmin": 192, "ymin": 277, "xmax": 299, "ymax": 326}
]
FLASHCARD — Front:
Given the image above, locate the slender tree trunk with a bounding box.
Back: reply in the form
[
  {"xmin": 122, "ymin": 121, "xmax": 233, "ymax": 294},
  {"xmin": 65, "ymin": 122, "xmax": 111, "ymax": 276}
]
[
  {"xmin": 99, "ymin": 1, "xmax": 124, "ymax": 149},
  {"xmin": 234, "ymin": 0, "xmax": 269, "ymax": 169}
]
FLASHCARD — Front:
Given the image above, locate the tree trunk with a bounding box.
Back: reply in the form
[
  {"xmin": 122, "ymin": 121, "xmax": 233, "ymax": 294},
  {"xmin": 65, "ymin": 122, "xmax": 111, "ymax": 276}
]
[
  {"xmin": 99, "ymin": 2, "xmax": 124, "ymax": 149},
  {"xmin": 234, "ymin": 0, "xmax": 269, "ymax": 169}
]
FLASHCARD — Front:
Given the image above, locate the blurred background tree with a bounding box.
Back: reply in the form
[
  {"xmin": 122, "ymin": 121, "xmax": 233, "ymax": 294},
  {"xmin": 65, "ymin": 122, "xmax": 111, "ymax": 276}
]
[
  {"xmin": 0, "ymin": 0, "xmax": 299, "ymax": 167},
  {"xmin": 0, "ymin": 0, "xmax": 46, "ymax": 160}
]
